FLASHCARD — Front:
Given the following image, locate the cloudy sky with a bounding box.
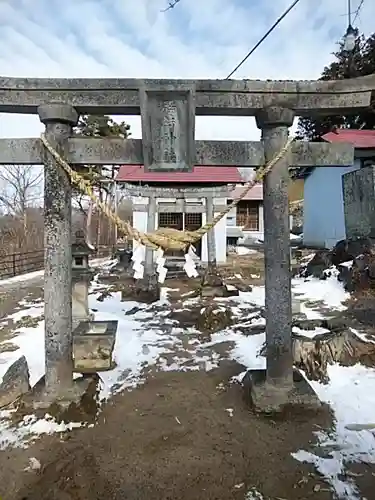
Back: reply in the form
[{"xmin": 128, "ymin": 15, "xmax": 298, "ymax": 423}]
[{"xmin": 0, "ymin": 0, "xmax": 372, "ymax": 142}]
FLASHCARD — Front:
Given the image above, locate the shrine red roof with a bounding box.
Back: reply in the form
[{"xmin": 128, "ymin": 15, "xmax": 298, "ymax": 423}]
[
  {"xmin": 229, "ymin": 184, "xmax": 263, "ymax": 200},
  {"xmin": 322, "ymin": 129, "xmax": 375, "ymax": 149},
  {"xmin": 116, "ymin": 165, "xmax": 243, "ymax": 183}
]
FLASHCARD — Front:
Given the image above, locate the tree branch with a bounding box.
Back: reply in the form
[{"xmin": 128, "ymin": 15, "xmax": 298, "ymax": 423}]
[{"xmin": 161, "ymin": 0, "xmax": 182, "ymax": 12}]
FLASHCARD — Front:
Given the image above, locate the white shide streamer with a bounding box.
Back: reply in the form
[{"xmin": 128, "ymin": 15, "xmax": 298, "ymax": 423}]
[
  {"xmin": 155, "ymin": 248, "xmax": 168, "ymax": 283},
  {"xmin": 184, "ymin": 246, "xmax": 199, "ymax": 278},
  {"xmin": 132, "ymin": 244, "xmax": 199, "ymax": 282},
  {"xmin": 131, "ymin": 244, "xmax": 145, "ymax": 280}
]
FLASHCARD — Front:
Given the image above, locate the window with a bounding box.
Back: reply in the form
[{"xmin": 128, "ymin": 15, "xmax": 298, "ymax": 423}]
[
  {"xmin": 185, "ymin": 213, "xmax": 202, "ymax": 229},
  {"xmin": 158, "ymin": 213, "xmax": 183, "ymax": 229},
  {"xmin": 236, "ymin": 201, "xmax": 259, "ymax": 231}
]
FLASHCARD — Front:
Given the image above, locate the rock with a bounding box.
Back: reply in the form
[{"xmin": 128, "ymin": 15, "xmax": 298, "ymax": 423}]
[
  {"xmin": 303, "ymin": 250, "xmax": 332, "ymax": 279},
  {"xmin": 355, "ymin": 254, "xmax": 369, "ymax": 272},
  {"xmin": 292, "ymin": 328, "xmax": 375, "ymax": 383},
  {"xmin": 236, "ymin": 323, "xmax": 265, "ymax": 335},
  {"xmin": 331, "ymin": 238, "xmax": 373, "ymax": 267},
  {"xmin": 224, "ymin": 285, "xmax": 240, "ymax": 297},
  {"xmin": 169, "ymin": 308, "xmax": 199, "ymax": 328},
  {"xmin": 292, "ymin": 318, "xmax": 324, "ymax": 330},
  {"xmin": 200, "ymin": 266, "xmax": 240, "ymax": 298},
  {"xmin": 200, "ymin": 285, "xmax": 239, "ymax": 298},
  {"xmin": 235, "ymin": 283, "xmax": 253, "ymax": 292},
  {"xmin": 0, "ymin": 355, "xmax": 30, "ymax": 408},
  {"xmin": 132, "ymin": 275, "xmax": 160, "ymax": 303},
  {"xmin": 338, "ymin": 252, "xmax": 375, "ymax": 293},
  {"xmin": 24, "ymin": 457, "xmax": 42, "ymax": 472},
  {"xmin": 337, "ymin": 262, "xmax": 354, "ymax": 291},
  {"xmin": 201, "ymin": 265, "xmax": 224, "ymax": 287},
  {"xmin": 291, "ymin": 225, "xmax": 303, "ymax": 236},
  {"xmin": 201, "ymin": 286, "xmax": 223, "ymax": 298},
  {"xmin": 324, "ymin": 317, "xmax": 348, "ymax": 331},
  {"xmin": 302, "ymin": 238, "xmax": 375, "ymax": 283},
  {"xmin": 124, "ymin": 306, "xmax": 143, "ymax": 316},
  {"xmin": 0, "ymin": 342, "xmax": 19, "ymax": 353},
  {"xmin": 196, "ymin": 305, "xmax": 233, "ymax": 334}
]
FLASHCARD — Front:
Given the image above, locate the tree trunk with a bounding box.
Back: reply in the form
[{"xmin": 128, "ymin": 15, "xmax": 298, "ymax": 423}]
[
  {"xmin": 86, "ymin": 200, "xmax": 94, "ymax": 248},
  {"xmin": 292, "ymin": 328, "xmax": 375, "ymax": 383},
  {"xmin": 96, "ymin": 191, "xmax": 103, "ymax": 252}
]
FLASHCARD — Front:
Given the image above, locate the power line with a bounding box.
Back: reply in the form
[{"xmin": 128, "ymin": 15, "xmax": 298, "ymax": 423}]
[
  {"xmin": 352, "ymin": 0, "xmax": 365, "ymax": 25},
  {"xmin": 225, "ymin": 0, "xmax": 302, "ymax": 79}
]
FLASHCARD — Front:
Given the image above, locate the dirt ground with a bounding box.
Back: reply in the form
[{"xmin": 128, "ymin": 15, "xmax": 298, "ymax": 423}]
[
  {"xmin": 2, "ymin": 363, "xmax": 336, "ymax": 500},
  {"xmin": 0, "ymin": 253, "xmax": 374, "ymax": 499},
  {"xmin": 0, "ymin": 277, "xmax": 44, "ymax": 345}
]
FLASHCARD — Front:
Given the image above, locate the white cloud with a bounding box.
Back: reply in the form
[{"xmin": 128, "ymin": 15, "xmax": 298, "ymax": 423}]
[{"xmin": 0, "ymin": 0, "xmax": 373, "ymax": 143}]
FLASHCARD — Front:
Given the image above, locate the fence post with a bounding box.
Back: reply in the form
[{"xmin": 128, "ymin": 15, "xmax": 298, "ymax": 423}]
[{"xmin": 12, "ymin": 253, "xmax": 16, "ymax": 277}]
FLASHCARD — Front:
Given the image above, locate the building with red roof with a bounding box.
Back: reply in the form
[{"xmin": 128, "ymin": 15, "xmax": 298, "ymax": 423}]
[
  {"xmin": 116, "ymin": 164, "xmax": 258, "ymax": 263},
  {"xmin": 303, "ymin": 129, "xmax": 375, "ymax": 249},
  {"xmin": 116, "ymin": 165, "xmax": 243, "ymax": 185},
  {"xmin": 116, "ymin": 164, "xmax": 268, "ymax": 254}
]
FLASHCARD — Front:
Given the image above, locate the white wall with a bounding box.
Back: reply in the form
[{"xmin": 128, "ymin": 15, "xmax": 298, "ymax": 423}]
[
  {"xmin": 131, "ymin": 196, "xmax": 227, "ymax": 263},
  {"xmin": 132, "ymin": 197, "xmax": 148, "ymax": 252},
  {"xmin": 200, "ymin": 197, "xmax": 227, "ymax": 263},
  {"xmin": 228, "ymin": 201, "xmax": 264, "ymax": 241},
  {"xmin": 303, "ymin": 159, "xmax": 360, "ymax": 249}
]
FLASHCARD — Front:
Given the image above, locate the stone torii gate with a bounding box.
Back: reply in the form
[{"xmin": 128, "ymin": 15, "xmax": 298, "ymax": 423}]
[{"xmin": 1, "ymin": 74, "xmax": 372, "ymax": 410}]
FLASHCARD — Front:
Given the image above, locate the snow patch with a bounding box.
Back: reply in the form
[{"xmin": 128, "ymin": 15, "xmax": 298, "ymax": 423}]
[
  {"xmin": 294, "ymin": 364, "xmax": 375, "ymax": 499},
  {"xmin": 235, "ymin": 246, "xmax": 257, "ymax": 256}
]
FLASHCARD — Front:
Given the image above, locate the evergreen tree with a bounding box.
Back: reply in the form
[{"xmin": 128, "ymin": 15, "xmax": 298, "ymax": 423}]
[
  {"xmin": 73, "ymin": 115, "xmax": 131, "ymax": 211},
  {"xmin": 297, "ymin": 31, "xmax": 375, "ymax": 141}
]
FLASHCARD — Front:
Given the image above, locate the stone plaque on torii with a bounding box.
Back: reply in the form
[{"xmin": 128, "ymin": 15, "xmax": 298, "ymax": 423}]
[{"xmin": 0, "ymin": 74, "xmax": 372, "ymax": 410}]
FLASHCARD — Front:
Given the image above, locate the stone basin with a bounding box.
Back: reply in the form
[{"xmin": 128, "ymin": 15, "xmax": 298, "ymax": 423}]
[{"xmin": 73, "ymin": 320, "xmax": 118, "ymax": 373}]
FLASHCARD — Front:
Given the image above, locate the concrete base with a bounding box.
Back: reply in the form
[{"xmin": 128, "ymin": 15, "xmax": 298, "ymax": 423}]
[
  {"xmin": 243, "ymin": 369, "xmax": 322, "ymax": 414},
  {"xmin": 22, "ymin": 374, "xmax": 98, "ymax": 411}
]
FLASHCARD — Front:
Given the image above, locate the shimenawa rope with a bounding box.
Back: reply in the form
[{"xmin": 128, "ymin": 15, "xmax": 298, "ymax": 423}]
[{"xmin": 40, "ymin": 134, "xmax": 294, "ymax": 252}]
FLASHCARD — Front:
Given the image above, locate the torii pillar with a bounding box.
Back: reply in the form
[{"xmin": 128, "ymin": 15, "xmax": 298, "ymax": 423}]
[
  {"xmin": 256, "ymin": 107, "xmax": 294, "ymax": 387},
  {"xmin": 247, "ymin": 106, "xmax": 321, "ymax": 412},
  {"xmin": 38, "ymin": 103, "xmax": 78, "ymax": 399}
]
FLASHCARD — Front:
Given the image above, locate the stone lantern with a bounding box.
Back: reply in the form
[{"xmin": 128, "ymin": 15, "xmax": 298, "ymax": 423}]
[
  {"xmin": 72, "ymin": 230, "xmax": 95, "ymax": 329},
  {"xmin": 71, "ymin": 230, "xmax": 118, "ymax": 373}
]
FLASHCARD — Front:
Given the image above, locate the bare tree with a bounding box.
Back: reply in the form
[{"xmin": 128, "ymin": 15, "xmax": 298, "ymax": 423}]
[
  {"xmin": 0, "ymin": 165, "xmax": 43, "ymax": 216},
  {"xmin": 73, "ymin": 115, "xmax": 131, "ymax": 247}
]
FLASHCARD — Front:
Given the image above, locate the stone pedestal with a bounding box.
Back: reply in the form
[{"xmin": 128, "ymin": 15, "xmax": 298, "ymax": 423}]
[
  {"xmin": 24, "ymin": 373, "xmax": 99, "ymax": 413},
  {"xmin": 72, "ymin": 273, "xmax": 94, "ymax": 330},
  {"xmin": 243, "ymin": 369, "xmax": 321, "ymax": 414}
]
